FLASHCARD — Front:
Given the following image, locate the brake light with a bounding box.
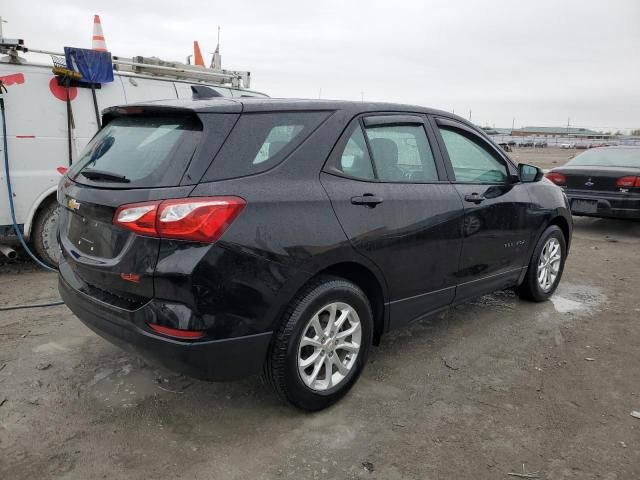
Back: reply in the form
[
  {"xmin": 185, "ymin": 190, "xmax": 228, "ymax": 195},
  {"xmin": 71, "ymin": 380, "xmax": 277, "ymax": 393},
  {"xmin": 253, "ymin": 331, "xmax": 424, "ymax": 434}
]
[
  {"xmin": 148, "ymin": 323, "xmax": 205, "ymax": 340},
  {"xmin": 545, "ymin": 172, "xmax": 566, "ymax": 186},
  {"xmin": 113, "ymin": 197, "xmax": 245, "ymax": 242},
  {"xmin": 616, "ymin": 176, "xmax": 640, "ymax": 188},
  {"xmin": 114, "ymin": 202, "xmax": 160, "ymax": 236}
]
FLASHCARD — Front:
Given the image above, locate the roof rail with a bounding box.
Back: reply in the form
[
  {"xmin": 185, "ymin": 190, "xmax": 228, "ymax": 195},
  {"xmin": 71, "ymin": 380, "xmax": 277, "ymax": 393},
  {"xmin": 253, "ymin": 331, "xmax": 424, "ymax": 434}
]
[{"xmin": 0, "ymin": 40, "xmax": 251, "ymax": 88}]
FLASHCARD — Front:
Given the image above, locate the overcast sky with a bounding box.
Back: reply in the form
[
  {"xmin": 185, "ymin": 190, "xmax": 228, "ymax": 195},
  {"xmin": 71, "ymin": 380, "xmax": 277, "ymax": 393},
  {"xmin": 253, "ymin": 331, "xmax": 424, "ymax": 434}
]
[{"xmin": 3, "ymin": 0, "xmax": 639, "ymax": 131}]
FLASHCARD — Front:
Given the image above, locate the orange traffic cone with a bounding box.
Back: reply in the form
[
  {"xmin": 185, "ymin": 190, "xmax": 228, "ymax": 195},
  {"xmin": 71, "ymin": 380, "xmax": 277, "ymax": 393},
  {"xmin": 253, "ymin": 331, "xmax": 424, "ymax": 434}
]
[
  {"xmin": 193, "ymin": 41, "xmax": 205, "ymax": 67},
  {"xmin": 92, "ymin": 15, "xmax": 108, "ymax": 52}
]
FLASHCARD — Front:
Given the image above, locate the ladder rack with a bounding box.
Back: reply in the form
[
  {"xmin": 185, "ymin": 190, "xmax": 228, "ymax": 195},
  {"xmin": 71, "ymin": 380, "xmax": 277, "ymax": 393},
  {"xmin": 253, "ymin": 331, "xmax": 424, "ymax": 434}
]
[{"xmin": 0, "ymin": 39, "xmax": 251, "ymax": 88}]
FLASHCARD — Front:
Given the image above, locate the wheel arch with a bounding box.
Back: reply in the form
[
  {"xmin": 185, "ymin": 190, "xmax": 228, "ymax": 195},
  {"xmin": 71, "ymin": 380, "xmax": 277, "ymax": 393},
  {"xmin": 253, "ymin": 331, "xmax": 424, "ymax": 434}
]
[
  {"xmin": 548, "ymin": 214, "xmax": 571, "ymax": 251},
  {"xmin": 273, "ymin": 257, "xmax": 389, "ymax": 346},
  {"xmin": 313, "ymin": 261, "xmax": 387, "ymax": 345},
  {"xmin": 518, "ymin": 211, "xmax": 572, "ymax": 287},
  {"xmin": 24, "ymin": 186, "xmax": 58, "ymax": 238}
]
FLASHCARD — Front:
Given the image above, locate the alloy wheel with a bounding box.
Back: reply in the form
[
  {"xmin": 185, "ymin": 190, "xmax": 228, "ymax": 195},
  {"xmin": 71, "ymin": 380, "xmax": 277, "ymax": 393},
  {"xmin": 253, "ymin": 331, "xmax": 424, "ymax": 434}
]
[
  {"xmin": 297, "ymin": 302, "xmax": 362, "ymax": 391},
  {"xmin": 537, "ymin": 237, "xmax": 562, "ymax": 292}
]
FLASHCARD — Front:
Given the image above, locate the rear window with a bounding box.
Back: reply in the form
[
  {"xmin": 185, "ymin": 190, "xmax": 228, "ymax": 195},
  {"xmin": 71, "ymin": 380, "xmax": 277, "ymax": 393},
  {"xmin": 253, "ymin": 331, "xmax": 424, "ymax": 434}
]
[
  {"xmin": 567, "ymin": 148, "xmax": 640, "ymax": 168},
  {"xmin": 70, "ymin": 114, "xmax": 202, "ymax": 188},
  {"xmin": 203, "ymin": 111, "xmax": 330, "ymax": 181}
]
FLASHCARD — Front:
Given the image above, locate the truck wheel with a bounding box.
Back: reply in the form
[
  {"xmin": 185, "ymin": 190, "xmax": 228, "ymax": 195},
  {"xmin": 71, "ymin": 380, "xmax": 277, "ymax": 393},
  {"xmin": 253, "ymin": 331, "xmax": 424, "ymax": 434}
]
[
  {"xmin": 31, "ymin": 200, "xmax": 62, "ymax": 268},
  {"xmin": 515, "ymin": 225, "xmax": 566, "ymax": 302},
  {"xmin": 266, "ymin": 276, "xmax": 373, "ymax": 411}
]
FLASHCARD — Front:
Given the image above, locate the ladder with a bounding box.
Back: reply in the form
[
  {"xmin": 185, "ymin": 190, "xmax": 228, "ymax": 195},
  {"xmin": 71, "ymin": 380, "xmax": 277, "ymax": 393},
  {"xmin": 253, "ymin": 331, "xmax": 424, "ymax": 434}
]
[{"xmin": 0, "ymin": 38, "xmax": 251, "ymax": 88}]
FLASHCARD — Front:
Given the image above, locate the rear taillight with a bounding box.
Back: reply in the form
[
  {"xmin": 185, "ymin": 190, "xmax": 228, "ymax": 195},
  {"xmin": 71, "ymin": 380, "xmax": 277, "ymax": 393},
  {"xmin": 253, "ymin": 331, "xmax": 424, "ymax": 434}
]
[
  {"xmin": 114, "ymin": 196, "xmax": 245, "ymax": 242},
  {"xmin": 114, "ymin": 202, "xmax": 160, "ymax": 236},
  {"xmin": 616, "ymin": 176, "xmax": 640, "ymax": 188},
  {"xmin": 545, "ymin": 172, "xmax": 566, "ymax": 186}
]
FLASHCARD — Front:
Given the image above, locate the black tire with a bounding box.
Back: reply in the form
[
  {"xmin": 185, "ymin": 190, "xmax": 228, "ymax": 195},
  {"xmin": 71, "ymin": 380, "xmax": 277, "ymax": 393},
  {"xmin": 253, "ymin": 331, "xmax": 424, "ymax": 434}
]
[
  {"xmin": 266, "ymin": 275, "xmax": 373, "ymax": 411},
  {"xmin": 516, "ymin": 225, "xmax": 566, "ymax": 302},
  {"xmin": 31, "ymin": 200, "xmax": 61, "ymax": 268}
]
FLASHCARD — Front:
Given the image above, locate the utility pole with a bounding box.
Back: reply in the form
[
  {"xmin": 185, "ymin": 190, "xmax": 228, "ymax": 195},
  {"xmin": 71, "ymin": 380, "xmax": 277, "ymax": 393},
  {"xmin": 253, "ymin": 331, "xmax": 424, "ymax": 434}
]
[
  {"xmin": 360, "ymin": 91, "xmax": 364, "ymax": 102},
  {"xmin": 512, "ymin": 117, "xmax": 515, "ymax": 131},
  {"xmin": 0, "ymin": 17, "xmax": 8, "ymax": 39},
  {"xmin": 566, "ymin": 117, "xmax": 570, "ymax": 136},
  {"xmin": 469, "ymin": 110, "xmax": 472, "ymax": 121}
]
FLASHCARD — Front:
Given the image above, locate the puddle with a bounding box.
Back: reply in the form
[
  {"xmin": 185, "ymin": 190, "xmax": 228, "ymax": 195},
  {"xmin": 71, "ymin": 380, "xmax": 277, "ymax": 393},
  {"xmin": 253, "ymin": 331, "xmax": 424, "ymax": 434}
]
[
  {"xmin": 88, "ymin": 363, "xmax": 195, "ymax": 408},
  {"xmin": 533, "ymin": 282, "xmax": 607, "ymax": 326},
  {"xmin": 550, "ymin": 296, "xmax": 585, "ymax": 313},
  {"xmin": 550, "ymin": 283, "xmax": 606, "ymax": 314},
  {"xmin": 89, "ymin": 365, "xmax": 160, "ymax": 408},
  {"xmin": 469, "ymin": 290, "xmax": 516, "ymax": 311}
]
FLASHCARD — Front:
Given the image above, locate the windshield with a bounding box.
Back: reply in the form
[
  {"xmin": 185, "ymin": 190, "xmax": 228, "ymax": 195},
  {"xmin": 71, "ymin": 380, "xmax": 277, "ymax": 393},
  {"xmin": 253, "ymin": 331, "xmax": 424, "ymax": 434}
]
[
  {"xmin": 70, "ymin": 114, "xmax": 202, "ymax": 187},
  {"xmin": 567, "ymin": 148, "xmax": 640, "ymax": 168}
]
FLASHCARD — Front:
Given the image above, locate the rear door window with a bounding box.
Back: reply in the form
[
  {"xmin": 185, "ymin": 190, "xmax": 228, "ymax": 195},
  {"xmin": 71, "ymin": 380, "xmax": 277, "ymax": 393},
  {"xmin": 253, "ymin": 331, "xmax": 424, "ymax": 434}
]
[
  {"xmin": 364, "ymin": 124, "xmax": 438, "ymax": 182},
  {"xmin": 203, "ymin": 111, "xmax": 331, "ymax": 181},
  {"xmin": 70, "ymin": 114, "xmax": 202, "ymax": 188}
]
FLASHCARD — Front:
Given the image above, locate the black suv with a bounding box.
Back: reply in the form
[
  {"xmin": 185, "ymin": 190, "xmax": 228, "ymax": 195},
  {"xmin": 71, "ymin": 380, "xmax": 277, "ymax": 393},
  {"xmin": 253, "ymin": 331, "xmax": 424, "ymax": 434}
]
[{"xmin": 58, "ymin": 98, "xmax": 572, "ymax": 410}]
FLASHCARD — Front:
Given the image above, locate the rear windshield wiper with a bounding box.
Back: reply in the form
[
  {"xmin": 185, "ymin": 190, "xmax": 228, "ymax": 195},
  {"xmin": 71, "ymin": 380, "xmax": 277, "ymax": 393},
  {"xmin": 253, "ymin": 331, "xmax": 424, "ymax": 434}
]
[{"xmin": 80, "ymin": 168, "xmax": 130, "ymax": 183}]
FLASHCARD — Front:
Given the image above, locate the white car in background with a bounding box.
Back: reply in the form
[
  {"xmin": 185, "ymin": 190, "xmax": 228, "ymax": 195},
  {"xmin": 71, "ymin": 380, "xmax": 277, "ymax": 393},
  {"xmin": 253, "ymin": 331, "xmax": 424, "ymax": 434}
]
[{"xmin": 0, "ymin": 48, "xmax": 266, "ymax": 266}]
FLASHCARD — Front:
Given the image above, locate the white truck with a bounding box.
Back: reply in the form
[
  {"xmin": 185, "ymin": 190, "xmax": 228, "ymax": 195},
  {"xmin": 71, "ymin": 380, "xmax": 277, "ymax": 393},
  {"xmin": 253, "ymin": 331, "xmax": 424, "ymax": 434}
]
[{"xmin": 0, "ymin": 37, "xmax": 267, "ymax": 266}]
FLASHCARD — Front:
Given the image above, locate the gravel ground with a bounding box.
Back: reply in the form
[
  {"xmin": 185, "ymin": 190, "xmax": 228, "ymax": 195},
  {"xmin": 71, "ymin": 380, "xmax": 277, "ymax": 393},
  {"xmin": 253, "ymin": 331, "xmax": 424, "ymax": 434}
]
[
  {"xmin": 1, "ymin": 178, "xmax": 639, "ymax": 478},
  {"xmin": 508, "ymin": 146, "xmax": 580, "ymax": 170}
]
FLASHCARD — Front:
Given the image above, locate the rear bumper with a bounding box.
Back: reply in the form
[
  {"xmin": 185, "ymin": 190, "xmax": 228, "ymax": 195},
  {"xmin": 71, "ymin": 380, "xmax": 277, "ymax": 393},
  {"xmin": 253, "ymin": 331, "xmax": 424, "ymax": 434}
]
[
  {"xmin": 59, "ymin": 261, "xmax": 273, "ymax": 381},
  {"xmin": 566, "ymin": 190, "xmax": 640, "ymax": 219}
]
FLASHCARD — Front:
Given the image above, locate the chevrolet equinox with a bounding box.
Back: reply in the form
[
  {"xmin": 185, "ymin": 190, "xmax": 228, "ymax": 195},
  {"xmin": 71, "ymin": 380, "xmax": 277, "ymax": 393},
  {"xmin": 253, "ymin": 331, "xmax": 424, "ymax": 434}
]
[{"xmin": 58, "ymin": 98, "xmax": 572, "ymax": 410}]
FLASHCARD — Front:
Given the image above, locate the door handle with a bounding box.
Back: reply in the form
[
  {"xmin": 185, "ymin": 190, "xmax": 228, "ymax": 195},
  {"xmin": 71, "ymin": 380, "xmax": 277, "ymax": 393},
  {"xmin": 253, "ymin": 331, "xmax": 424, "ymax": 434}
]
[
  {"xmin": 464, "ymin": 193, "xmax": 486, "ymax": 204},
  {"xmin": 351, "ymin": 194, "xmax": 384, "ymax": 207}
]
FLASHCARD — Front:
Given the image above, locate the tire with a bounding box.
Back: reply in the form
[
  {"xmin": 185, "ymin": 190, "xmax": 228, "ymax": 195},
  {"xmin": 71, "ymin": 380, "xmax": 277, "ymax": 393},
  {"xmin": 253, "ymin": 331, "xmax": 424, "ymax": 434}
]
[
  {"xmin": 266, "ymin": 275, "xmax": 373, "ymax": 411},
  {"xmin": 516, "ymin": 225, "xmax": 566, "ymax": 302},
  {"xmin": 31, "ymin": 200, "xmax": 62, "ymax": 268}
]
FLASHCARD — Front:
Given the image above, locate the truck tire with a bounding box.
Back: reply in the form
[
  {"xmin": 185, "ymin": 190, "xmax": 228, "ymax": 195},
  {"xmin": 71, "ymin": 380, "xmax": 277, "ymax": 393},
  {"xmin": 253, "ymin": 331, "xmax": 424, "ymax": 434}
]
[{"xmin": 31, "ymin": 200, "xmax": 62, "ymax": 268}]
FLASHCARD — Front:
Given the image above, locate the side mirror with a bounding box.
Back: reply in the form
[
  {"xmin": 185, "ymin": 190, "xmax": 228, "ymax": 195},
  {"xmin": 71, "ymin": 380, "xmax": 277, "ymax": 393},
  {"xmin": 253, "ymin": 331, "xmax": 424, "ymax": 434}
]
[{"xmin": 518, "ymin": 163, "xmax": 543, "ymax": 183}]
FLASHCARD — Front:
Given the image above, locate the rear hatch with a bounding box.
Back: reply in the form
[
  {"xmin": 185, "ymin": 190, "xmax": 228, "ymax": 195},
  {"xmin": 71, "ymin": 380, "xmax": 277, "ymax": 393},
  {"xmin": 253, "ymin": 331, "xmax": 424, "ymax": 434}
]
[{"xmin": 58, "ymin": 105, "xmax": 238, "ymax": 308}]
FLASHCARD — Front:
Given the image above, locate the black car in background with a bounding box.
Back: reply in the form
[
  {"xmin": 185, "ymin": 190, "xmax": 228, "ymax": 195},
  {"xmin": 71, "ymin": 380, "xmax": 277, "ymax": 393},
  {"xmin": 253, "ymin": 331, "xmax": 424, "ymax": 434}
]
[
  {"xmin": 546, "ymin": 146, "xmax": 640, "ymax": 219},
  {"xmin": 57, "ymin": 98, "xmax": 572, "ymax": 410}
]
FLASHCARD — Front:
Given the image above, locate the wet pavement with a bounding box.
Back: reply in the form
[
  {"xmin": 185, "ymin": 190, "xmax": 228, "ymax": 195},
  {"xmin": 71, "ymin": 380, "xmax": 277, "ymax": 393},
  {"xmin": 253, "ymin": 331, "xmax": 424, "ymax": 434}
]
[{"xmin": 0, "ymin": 216, "xmax": 639, "ymax": 479}]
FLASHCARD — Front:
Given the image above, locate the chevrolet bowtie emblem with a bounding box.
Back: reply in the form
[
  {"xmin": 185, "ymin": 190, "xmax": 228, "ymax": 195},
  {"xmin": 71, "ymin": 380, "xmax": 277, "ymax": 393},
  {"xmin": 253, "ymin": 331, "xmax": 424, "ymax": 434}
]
[
  {"xmin": 67, "ymin": 198, "xmax": 81, "ymax": 211},
  {"xmin": 585, "ymin": 179, "xmax": 594, "ymax": 187}
]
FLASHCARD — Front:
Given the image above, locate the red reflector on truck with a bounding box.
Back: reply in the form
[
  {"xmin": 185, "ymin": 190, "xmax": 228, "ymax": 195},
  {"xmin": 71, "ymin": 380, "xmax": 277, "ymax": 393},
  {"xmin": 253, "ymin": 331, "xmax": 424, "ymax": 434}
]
[
  {"xmin": 148, "ymin": 323, "xmax": 205, "ymax": 340},
  {"xmin": 113, "ymin": 197, "xmax": 245, "ymax": 243}
]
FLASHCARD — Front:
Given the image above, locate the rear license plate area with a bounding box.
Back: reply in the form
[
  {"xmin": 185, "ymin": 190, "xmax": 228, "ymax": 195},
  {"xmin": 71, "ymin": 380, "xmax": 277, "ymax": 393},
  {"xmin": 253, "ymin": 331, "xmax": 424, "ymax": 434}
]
[
  {"xmin": 67, "ymin": 212, "xmax": 118, "ymax": 257},
  {"xmin": 572, "ymin": 199, "xmax": 598, "ymax": 214}
]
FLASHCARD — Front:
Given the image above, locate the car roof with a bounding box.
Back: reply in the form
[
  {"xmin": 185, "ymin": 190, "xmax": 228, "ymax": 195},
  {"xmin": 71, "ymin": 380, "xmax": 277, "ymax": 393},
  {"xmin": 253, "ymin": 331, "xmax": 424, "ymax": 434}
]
[
  {"xmin": 592, "ymin": 145, "xmax": 640, "ymax": 150},
  {"xmin": 107, "ymin": 97, "xmax": 465, "ymax": 122}
]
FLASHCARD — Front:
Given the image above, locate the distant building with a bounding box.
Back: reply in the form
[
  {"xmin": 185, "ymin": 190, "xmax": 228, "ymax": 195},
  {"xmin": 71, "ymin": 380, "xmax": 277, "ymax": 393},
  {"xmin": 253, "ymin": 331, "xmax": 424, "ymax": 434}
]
[
  {"xmin": 512, "ymin": 126, "xmax": 608, "ymax": 139},
  {"xmin": 481, "ymin": 127, "xmax": 513, "ymax": 135}
]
